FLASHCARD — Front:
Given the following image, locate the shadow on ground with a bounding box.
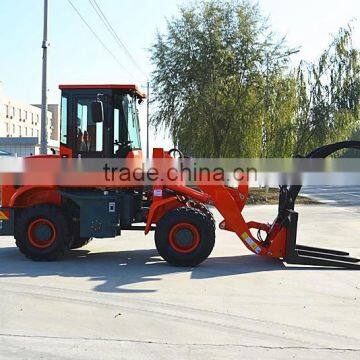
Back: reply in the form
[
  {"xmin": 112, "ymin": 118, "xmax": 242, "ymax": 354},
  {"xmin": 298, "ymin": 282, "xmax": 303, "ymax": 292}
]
[{"xmin": 0, "ymin": 245, "xmax": 342, "ymax": 294}]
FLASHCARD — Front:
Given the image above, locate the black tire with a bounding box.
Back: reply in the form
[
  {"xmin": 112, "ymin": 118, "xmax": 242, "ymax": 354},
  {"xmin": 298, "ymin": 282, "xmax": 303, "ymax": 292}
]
[
  {"xmin": 155, "ymin": 207, "xmax": 215, "ymax": 267},
  {"xmin": 15, "ymin": 204, "xmax": 71, "ymax": 261},
  {"xmin": 187, "ymin": 200, "xmax": 215, "ymax": 226},
  {"xmin": 71, "ymin": 237, "xmax": 92, "ymax": 250}
]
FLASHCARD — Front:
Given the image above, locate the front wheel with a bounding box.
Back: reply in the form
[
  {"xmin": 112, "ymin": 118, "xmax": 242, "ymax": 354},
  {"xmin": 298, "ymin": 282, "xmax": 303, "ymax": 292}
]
[{"xmin": 155, "ymin": 207, "xmax": 215, "ymax": 267}]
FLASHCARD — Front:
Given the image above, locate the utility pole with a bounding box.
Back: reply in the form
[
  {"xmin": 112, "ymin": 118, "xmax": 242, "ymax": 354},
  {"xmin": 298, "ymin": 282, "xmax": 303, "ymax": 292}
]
[
  {"xmin": 146, "ymin": 80, "xmax": 150, "ymax": 159},
  {"xmin": 40, "ymin": 0, "xmax": 49, "ymax": 154}
]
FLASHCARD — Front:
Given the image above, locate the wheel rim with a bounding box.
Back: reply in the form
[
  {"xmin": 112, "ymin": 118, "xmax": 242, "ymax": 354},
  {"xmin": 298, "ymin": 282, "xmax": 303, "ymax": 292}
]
[
  {"xmin": 169, "ymin": 223, "xmax": 200, "ymax": 254},
  {"xmin": 28, "ymin": 218, "xmax": 56, "ymax": 249}
]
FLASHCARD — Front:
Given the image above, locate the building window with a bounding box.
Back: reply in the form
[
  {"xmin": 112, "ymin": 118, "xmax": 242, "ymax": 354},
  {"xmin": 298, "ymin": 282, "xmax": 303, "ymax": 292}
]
[
  {"xmin": 5, "ymin": 105, "xmax": 9, "ymax": 117},
  {"xmin": 36, "ymin": 114, "xmax": 39, "ymax": 123},
  {"xmin": 5, "ymin": 123, "xmax": 9, "ymax": 133},
  {"xmin": 18, "ymin": 125, "xmax": 21, "ymax": 136},
  {"xmin": 31, "ymin": 113, "xmax": 34, "ymax": 123},
  {"xmin": 25, "ymin": 111, "xmax": 28, "ymax": 120},
  {"xmin": 12, "ymin": 124, "xmax": 15, "ymax": 133},
  {"xmin": 25, "ymin": 127, "xmax": 28, "ymax": 136}
]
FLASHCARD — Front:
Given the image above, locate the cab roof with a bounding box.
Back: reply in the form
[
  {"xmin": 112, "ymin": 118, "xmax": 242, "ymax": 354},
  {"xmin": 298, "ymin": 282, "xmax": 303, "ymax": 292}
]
[{"xmin": 59, "ymin": 84, "xmax": 146, "ymax": 99}]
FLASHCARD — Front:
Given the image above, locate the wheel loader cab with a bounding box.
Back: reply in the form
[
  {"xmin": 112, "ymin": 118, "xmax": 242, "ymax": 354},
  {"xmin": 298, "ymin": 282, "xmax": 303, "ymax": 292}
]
[{"xmin": 59, "ymin": 84, "xmax": 145, "ymax": 158}]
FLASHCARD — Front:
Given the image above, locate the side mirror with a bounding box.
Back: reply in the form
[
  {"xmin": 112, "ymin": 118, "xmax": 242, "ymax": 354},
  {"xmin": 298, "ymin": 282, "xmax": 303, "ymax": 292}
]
[{"xmin": 91, "ymin": 100, "xmax": 104, "ymax": 123}]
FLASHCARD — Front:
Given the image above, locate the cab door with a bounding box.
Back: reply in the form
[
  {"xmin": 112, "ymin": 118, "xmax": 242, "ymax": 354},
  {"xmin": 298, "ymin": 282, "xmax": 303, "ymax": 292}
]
[{"xmin": 73, "ymin": 94, "xmax": 109, "ymax": 158}]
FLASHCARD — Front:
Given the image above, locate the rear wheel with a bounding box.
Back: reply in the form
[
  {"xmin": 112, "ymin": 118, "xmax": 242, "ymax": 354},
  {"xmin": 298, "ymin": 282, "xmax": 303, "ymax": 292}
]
[
  {"xmin": 15, "ymin": 205, "xmax": 71, "ymax": 261},
  {"xmin": 155, "ymin": 207, "xmax": 215, "ymax": 267}
]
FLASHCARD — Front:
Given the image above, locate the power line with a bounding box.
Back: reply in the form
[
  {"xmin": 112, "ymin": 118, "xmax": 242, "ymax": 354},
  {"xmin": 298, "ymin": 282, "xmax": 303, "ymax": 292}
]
[
  {"xmin": 69, "ymin": 0, "xmax": 150, "ymax": 155},
  {"xmin": 88, "ymin": 0, "xmax": 147, "ymax": 78},
  {"xmin": 66, "ymin": 0, "xmax": 134, "ymax": 78},
  {"xmin": 89, "ymin": 0, "xmax": 147, "ymax": 77}
]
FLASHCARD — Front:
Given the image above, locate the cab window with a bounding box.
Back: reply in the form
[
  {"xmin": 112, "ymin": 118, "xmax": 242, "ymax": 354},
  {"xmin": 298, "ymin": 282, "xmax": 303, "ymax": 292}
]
[
  {"xmin": 123, "ymin": 95, "xmax": 141, "ymax": 149},
  {"xmin": 113, "ymin": 94, "xmax": 141, "ymax": 155},
  {"xmin": 76, "ymin": 97, "xmax": 103, "ymax": 152},
  {"xmin": 60, "ymin": 96, "xmax": 68, "ymax": 144}
]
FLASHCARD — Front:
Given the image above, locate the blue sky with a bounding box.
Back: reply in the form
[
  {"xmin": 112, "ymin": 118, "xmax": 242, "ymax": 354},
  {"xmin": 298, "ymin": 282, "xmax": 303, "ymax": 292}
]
[{"xmin": 0, "ymin": 0, "xmax": 359, "ymax": 147}]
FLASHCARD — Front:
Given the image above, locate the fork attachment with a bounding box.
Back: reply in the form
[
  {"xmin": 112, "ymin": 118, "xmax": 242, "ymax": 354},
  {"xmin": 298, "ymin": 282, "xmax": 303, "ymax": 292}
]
[
  {"xmin": 281, "ymin": 209, "xmax": 360, "ymax": 269},
  {"xmin": 276, "ymin": 141, "xmax": 360, "ymax": 269}
]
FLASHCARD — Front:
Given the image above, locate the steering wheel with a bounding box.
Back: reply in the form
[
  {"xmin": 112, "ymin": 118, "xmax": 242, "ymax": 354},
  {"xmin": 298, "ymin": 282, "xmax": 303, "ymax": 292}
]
[
  {"xmin": 114, "ymin": 140, "xmax": 133, "ymax": 147},
  {"xmin": 168, "ymin": 148, "xmax": 184, "ymax": 158},
  {"xmin": 114, "ymin": 140, "xmax": 133, "ymax": 157}
]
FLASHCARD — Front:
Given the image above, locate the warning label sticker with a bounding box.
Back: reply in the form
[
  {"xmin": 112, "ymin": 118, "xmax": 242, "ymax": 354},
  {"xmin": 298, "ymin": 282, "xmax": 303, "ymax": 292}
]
[
  {"xmin": 241, "ymin": 232, "xmax": 262, "ymax": 254},
  {"xmin": 153, "ymin": 189, "xmax": 163, "ymax": 197},
  {"xmin": 0, "ymin": 211, "xmax": 9, "ymax": 220}
]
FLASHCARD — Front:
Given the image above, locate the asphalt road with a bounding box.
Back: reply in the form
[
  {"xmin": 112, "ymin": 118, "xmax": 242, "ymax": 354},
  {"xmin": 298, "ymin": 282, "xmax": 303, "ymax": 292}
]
[
  {"xmin": 302, "ymin": 186, "xmax": 360, "ymax": 210},
  {"xmin": 0, "ymin": 203, "xmax": 360, "ymax": 359}
]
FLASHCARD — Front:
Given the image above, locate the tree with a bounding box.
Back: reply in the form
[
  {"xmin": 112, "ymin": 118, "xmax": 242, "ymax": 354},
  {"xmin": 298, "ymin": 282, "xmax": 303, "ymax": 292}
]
[
  {"xmin": 294, "ymin": 26, "xmax": 360, "ymax": 156},
  {"xmin": 150, "ymin": 0, "xmax": 296, "ymax": 157},
  {"xmin": 151, "ymin": 1, "xmax": 360, "ymax": 158}
]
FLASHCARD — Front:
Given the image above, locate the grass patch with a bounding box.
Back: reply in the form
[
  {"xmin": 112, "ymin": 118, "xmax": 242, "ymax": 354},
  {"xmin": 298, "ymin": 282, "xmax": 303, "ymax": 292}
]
[{"xmin": 248, "ymin": 188, "xmax": 319, "ymax": 205}]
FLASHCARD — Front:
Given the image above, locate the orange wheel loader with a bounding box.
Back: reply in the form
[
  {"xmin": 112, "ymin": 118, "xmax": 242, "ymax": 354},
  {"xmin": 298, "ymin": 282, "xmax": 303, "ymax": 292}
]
[{"xmin": 0, "ymin": 84, "xmax": 359, "ymax": 269}]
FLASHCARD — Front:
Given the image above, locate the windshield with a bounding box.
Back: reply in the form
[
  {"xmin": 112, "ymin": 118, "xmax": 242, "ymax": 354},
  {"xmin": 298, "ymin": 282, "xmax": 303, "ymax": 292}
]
[
  {"xmin": 113, "ymin": 94, "xmax": 141, "ymax": 154},
  {"xmin": 123, "ymin": 95, "xmax": 141, "ymax": 149}
]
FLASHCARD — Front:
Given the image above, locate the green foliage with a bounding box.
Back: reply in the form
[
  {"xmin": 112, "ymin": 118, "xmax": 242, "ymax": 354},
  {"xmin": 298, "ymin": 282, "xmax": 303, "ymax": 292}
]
[
  {"xmin": 150, "ymin": 1, "xmax": 360, "ymax": 158},
  {"xmin": 294, "ymin": 26, "xmax": 360, "ymax": 155}
]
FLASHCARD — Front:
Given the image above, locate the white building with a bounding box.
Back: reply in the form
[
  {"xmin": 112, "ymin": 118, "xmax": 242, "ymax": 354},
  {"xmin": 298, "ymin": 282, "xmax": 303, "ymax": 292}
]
[{"xmin": 0, "ymin": 81, "xmax": 59, "ymax": 155}]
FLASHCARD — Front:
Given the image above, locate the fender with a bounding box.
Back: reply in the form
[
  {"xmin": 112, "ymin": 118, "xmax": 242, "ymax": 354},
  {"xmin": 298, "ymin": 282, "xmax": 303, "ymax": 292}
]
[
  {"xmin": 145, "ymin": 197, "xmax": 183, "ymax": 234},
  {"xmin": 9, "ymin": 186, "xmax": 61, "ymax": 208}
]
